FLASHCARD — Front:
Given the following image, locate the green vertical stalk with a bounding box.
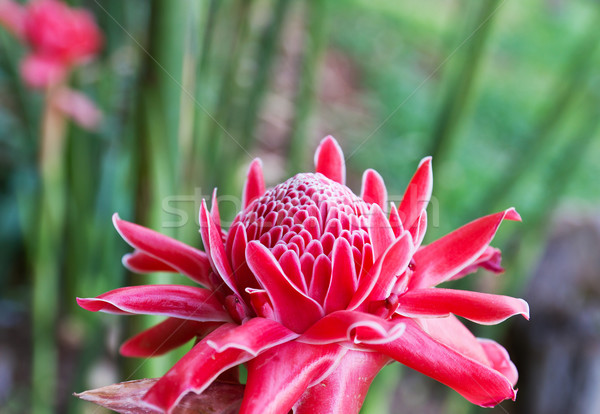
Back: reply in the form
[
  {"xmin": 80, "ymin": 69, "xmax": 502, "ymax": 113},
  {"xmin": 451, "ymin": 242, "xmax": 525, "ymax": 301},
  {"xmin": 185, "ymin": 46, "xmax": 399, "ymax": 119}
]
[
  {"xmin": 186, "ymin": 0, "xmax": 222, "ymax": 207},
  {"xmin": 31, "ymin": 90, "xmax": 67, "ymax": 414},
  {"xmin": 204, "ymin": 0, "xmax": 254, "ymax": 191},
  {"xmin": 239, "ymin": 0, "xmax": 293, "ymax": 150},
  {"xmin": 288, "ymin": 0, "xmax": 330, "ymax": 174},
  {"xmin": 126, "ymin": 0, "xmax": 188, "ymax": 380},
  {"xmin": 428, "ymin": 0, "xmax": 502, "ymax": 169}
]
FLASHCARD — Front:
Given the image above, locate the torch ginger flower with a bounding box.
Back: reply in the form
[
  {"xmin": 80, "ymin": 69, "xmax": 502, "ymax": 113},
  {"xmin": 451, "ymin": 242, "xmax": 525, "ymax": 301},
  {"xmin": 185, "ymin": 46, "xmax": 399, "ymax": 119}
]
[{"xmin": 78, "ymin": 136, "xmax": 529, "ymax": 413}]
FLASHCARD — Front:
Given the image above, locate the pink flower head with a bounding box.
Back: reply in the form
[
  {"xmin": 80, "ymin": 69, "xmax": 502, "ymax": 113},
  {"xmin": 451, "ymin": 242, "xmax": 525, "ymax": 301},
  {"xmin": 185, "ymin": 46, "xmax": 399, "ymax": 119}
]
[
  {"xmin": 78, "ymin": 136, "xmax": 529, "ymax": 413},
  {"xmin": 0, "ymin": 0, "xmax": 102, "ymax": 88}
]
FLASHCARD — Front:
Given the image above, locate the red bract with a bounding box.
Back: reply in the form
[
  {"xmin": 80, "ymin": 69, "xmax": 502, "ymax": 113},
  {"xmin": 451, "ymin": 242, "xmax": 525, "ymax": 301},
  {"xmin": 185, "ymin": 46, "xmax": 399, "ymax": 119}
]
[{"xmin": 78, "ymin": 136, "xmax": 529, "ymax": 413}]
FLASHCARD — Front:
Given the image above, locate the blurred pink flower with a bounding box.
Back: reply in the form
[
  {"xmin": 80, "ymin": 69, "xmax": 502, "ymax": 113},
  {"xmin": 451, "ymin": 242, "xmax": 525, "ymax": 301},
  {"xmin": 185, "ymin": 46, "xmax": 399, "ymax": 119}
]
[
  {"xmin": 0, "ymin": 0, "xmax": 102, "ymax": 129},
  {"xmin": 78, "ymin": 136, "xmax": 529, "ymax": 413}
]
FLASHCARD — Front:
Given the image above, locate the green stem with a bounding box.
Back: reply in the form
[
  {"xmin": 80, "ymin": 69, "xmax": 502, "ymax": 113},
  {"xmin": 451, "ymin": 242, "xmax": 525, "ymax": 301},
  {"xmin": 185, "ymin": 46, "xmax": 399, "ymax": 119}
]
[
  {"xmin": 429, "ymin": 0, "xmax": 502, "ymax": 169},
  {"xmin": 288, "ymin": 0, "xmax": 330, "ymax": 175},
  {"xmin": 32, "ymin": 90, "xmax": 68, "ymax": 414},
  {"xmin": 204, "ymin": 0, "xmax": 254, "ymax": 190},
  {"xmin": 239, "ymin": 0, "xmax": 293, "ymax": 150}
]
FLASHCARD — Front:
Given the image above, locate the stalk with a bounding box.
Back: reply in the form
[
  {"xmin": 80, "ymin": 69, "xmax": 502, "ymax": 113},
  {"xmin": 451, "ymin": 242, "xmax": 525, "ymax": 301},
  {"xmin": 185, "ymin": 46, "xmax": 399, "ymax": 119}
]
[
  {"xmin": 287, "ymin": 0, "xmax": 330, "ymax": 174},
  {"xmin": 126, "ymin": 0, "xmax": 188, "ymax": 380},
  {"xmin": 428, "ymin": 0, "xmax": 502, "ymax": 170},
  {"xmin": 31, "ymin": 88, "xmax": 68, "ymax": 414},
  {"xmin": 204, "ymin": 0, "xmax": 254, "ymax": 191},
  {"xmin": 239, "ymin": 0, "xmax": 293, "ymax": 150}
]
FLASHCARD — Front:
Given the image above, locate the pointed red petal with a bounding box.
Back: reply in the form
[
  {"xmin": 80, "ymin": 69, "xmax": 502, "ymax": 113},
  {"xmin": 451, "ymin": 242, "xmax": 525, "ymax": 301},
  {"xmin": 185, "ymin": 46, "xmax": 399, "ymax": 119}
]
[
  {"xmin": 398, "ymin": 156, "xmax": 432, "ymax": 230},
  {"xmin": 366, "ymin": 318, "xmax": 517, "ymax": 407},
  {"xmin": 240, "ymin": 341, "xmax": 347, "ymax": 414},
  {"xmin": 478, "ymin": 338, "xmax": 519, "ymax": 386},
  {"xmin": 144, "ymin": 320, "xmax": 296, "ymax": 413},
  {"xmin": 77, "ymin": 285, "xmax": 230, "ymax": 322},
  {"xmin": 279, "ymin": 250, "xmax": 308, "ymax": 293},
  {"xmin": 410, "ymin": 209, "xmax": 428, "ymax": 248},
  {"xmin": 309, "ymin": 254, "xmax": 331, "ymax": 305},
  {"xmin": 409, "ymin": 208, "xmax": 521, "ymax": 289},
  {"xmin": 199, "ymin": 200, "xmax": 239, "ymax": 296},
  {"xmin": 314, "ymin": 135, "xmax": 346, "ymax": 185},
  {"xmin": 360, "ymin": 169, "xmax": 387, "ymax": 209},
  {"xmin": 242, "ymin": 159, "xmax": 266, "ymax": 209},
  {"xmin": 349, "ymin": 232, "xmax": 413, "ymax": 309},
  {"xmin": 229, "ymin": 223, "xmax": 260, "ymax": 303},
  {"xmin": 210, "ymin": 189, "xmax": 223, "ymax": 235},
  {"xmin": 397, "ymin": 288, "xmax": 529, "ymax": 325},
  {"xmin": 324, "ymin": 238, "xmax": 357, "ymax": 313},
  {"xmin": 246, "ymin": 241, "xmax": 324, "ymax": 333},
  {"xmin": 294, "ymin": 350, "xmax": 389, "ymax": 414},
  {"xmin": 123, "ymin": 251, "xmax": 178, "ymax": 274},
  {"xmin": 298, "ymin": 310, "xmax": 405, "ymax": 345},
  {"xmin": 113, "ymin": 214, "xmax": 212, "ymax": 286},
  {"xmin": 388, "ymin": 203, "xmax": 404, "ymax": 238},
  {"xmin": 120, "ymin": 318, "xmax": 222, "ymax": 357},
  {"xmin": 367, "ymin": 232, "xmax": 413, "ymax": 302},
  {"xmin": 368, "ymin": 204, "xmax": 395, "ymax": 261}
]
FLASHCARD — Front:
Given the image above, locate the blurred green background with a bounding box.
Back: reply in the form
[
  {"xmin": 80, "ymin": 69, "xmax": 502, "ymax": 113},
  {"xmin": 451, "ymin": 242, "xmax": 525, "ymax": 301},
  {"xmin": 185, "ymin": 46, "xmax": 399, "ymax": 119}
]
[{"xmin": 1, "ymin": 0, "xmax": 599, "ymax": 413}]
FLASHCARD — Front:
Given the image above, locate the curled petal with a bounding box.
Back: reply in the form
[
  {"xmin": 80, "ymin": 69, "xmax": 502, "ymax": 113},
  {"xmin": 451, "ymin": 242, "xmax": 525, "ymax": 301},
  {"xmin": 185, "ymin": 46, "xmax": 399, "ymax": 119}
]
[
  {"xmin": 398, "ymin": 156, "xmax": 432, "ymax": 231},
  {"xmin": 242, "ymin": 158, "xmax": 266, "ymax": 210},
  {"xmin": 240, "ymin": 341, "xmax": 347, "ymax": 414},
  {"xmin": 314, "ymin": 135, "xmax": 346, "ymax": 185},
  {"xmin": 120, "ymin": 318, "xmax": 222, "ymax": 358},
  {"xmin": 449, "ymin": 246, "xmax": 503, "ymax": 281},
  {"xmin": 366, "ymin": 318, "xmax": 517, "ymax": 407},
  {"xmin": 360, "ymin": 169, "xmax": 387, "ymax": 209},
  {"xmin": 246, "ymin": 241, "xmax": 323, "ymax": 333},
  {"xmin": 206, "ymin": 317, "xmax": 298, "ymax": 355},
  {"xmin": 396, "ymin": 288, "xmax": 529, "ymax": 325},
  {"xmin": 77, "ymin": 285, "xmax": 231, "ymax": 322},
  {"xmin": 144, "ymin": 321, "xmax": 294, "ymax": 413},
  {"xmin": 298, "ymin": 310, "xmax": 405, "ymax": 345},
  {"xmin": 113, "ymin": 214, "xmax": 212, "ymax": 287},
  {"xmin": 478, "ymin": 338, "xmax": 519, "ymax": 386},
  {"xmin": 294, "ymin": 350, "xmax": 390, "ymax": 414},
  {"xmin": 409, "ymin": 208, "xmax": 521, "ymax": 290}
]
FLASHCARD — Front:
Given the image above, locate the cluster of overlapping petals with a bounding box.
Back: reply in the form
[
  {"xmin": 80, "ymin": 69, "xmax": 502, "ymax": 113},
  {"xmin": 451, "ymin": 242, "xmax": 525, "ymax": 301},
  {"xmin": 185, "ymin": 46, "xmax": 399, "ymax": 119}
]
[{"xmin": 78, "ymin": 136, "xmax": 529, "ymax": 414}]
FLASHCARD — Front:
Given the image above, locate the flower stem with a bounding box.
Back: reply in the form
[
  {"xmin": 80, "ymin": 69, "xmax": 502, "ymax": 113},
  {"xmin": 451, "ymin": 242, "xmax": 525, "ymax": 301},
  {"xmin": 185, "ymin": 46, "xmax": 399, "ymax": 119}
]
[{"xmin": 31, "ymin": 89, "xmax": 67, "ymax": 414}]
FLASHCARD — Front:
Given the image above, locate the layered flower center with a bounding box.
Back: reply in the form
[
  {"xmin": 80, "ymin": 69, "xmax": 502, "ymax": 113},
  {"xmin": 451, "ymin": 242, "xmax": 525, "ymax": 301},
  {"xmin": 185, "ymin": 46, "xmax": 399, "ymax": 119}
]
[{"xmin": 223, "ymin": 173, "xmax": 381, "ymax": 325}]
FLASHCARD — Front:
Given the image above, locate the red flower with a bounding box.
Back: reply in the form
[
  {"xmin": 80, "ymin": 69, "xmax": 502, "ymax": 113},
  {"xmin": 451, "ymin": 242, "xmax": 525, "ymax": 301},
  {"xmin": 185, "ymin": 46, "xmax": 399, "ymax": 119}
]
[
  {"xmin": 78, "ymin": 136, "xmax": 529, "ymax": 413},
  {"xmin": 0, "ymin": 0, "xmax": 102, "ymax": 88}
]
